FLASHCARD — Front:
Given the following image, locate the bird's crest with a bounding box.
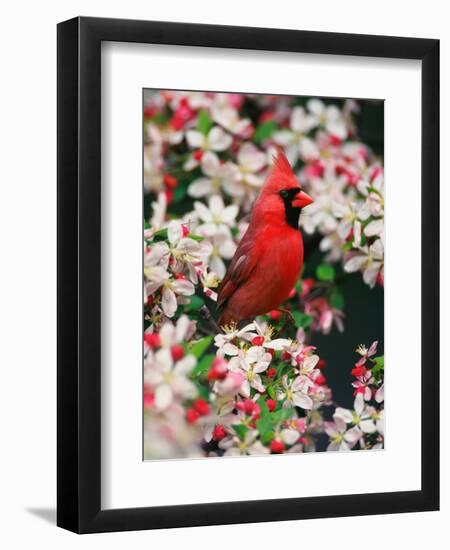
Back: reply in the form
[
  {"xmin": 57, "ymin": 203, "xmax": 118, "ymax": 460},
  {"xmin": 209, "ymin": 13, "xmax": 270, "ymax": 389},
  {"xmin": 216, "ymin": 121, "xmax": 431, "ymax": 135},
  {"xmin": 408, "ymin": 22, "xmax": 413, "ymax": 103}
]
[
  {"xmin": 261, "ymin": 148, "xmax": 300, "ymax": 194},
  {"xmin": 272, "ymin": 149, "xmax": 296, "ymax": 179}
]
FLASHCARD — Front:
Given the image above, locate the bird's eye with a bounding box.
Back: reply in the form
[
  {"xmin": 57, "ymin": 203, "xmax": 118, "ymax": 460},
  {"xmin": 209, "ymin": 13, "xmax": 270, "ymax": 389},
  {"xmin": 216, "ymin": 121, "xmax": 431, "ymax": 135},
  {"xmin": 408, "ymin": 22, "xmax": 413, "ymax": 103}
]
[{"xmin": 280, "ymin": 189, "xmax": 289, "ymax": 198}]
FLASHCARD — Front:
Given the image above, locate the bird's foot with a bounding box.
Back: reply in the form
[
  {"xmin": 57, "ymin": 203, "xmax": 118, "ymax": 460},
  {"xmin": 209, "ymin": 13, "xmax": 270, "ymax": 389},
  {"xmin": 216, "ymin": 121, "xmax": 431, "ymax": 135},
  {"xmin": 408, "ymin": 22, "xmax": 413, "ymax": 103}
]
[
  {"xmin": 272, "ymin": 308, "xmax": 295, "ymax": 338},
  {"xmin": 278, "ymin": 308, "xmax": 295, "ymax": 325}
]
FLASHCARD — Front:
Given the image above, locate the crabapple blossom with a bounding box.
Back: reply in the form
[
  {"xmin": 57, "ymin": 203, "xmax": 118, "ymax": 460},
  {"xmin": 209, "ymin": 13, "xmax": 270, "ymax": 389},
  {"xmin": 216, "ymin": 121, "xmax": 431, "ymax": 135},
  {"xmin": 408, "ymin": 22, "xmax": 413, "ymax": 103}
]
[
  {"xmin": 273, "ymin": 106, "xmax": 318, "ymax": 165},
  {"xmin": 278, "ymin": 374, "xmax": 313, "ymax": 410},
  {"xmin": 324, "ymin": 416, "xmax": 361, "ymax": 451},
  {"xmin": 193, "ymin": 195, "xmax": 238, "ymax": 237},
  {"xmin": 219, "ymin": 429, "xmax": 269, "ymax": 456},
  {"xmin": 344, "ymin": 238, "xmax": 384, "ymax": 288},
  {"xmin": 187, "ymin": 152, "xmax": 242, "ymax": 199},
  {"xmin": 211, "ymin": 103, "xmax": 252, "ymax": 136},
  {"xmin": 307, "ymin": 98, "xmax": 348, "ymax": 140},
  {"xmin": 227, "ymin": 346, "xmax": 273, "ymax": 397},
  {"xmin": 144, "ymin": 348, "xmax": 197, "ymax": 410},
  {"xmin": 186, "ymin": 125, "xmax": 233, "ymax": 152},
  {"xmin": 234, "ymin": 142, "xmax": 267, "ymax": 191}
]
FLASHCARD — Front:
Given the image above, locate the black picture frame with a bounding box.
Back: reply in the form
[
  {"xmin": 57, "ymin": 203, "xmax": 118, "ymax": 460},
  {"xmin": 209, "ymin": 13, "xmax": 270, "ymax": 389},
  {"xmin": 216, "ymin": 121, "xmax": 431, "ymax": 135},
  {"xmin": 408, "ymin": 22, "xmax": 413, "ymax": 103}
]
[{"xmin": 57, "ymin": 16, "xmax": 440, "ymax": 534}]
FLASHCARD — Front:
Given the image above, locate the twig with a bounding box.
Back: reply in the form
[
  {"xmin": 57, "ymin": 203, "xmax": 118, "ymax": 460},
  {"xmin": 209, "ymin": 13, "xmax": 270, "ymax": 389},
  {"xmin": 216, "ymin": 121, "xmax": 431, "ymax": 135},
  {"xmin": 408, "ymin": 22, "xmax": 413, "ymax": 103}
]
[
  {"xmin": 273, "ymin": 308, "xmax": 296, "ymax": 338},
  {"xmin": 200, "ymin": 305, "xmax": 223, "ymax": 334}
]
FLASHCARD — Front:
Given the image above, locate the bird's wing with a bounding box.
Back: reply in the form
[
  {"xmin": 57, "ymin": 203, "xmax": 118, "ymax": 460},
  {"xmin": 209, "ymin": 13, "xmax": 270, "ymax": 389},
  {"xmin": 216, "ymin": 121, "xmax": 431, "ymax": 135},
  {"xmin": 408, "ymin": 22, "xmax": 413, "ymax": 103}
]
[{"xmin": 217, "ymin": 232, "xmax": 258, "ymax": 311}]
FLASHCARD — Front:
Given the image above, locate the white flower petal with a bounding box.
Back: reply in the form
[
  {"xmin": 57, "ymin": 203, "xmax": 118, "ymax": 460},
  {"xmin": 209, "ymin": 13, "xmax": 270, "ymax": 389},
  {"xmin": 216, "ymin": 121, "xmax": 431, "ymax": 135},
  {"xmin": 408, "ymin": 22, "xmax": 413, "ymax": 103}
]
[
  {"xmin": 292, "ymin": 391, "xmax": 313, "ymax": 410},
  {"xmin": 201, "ymin": 151, "xmax": 220, "ymax": 176},
  {"xmin": 208, "ymin": 126, "xmax": 233, "ymax": 151},
  {"xmin": 364, "ymin": 219, "xmax": 384, "ymax": 238},
  {"xmin": 188, "ymin": 178, "xmax": 213, "ymax": 198},
  {"xmin": 307, "ymin": 98, "xmax": 325, "ymax": 117},
  {"xmin": 172, "ymin": 279, "xmax": 195, "ymax": 296},
  {"xmin": 186, "ymin": 130, "xmax": 205, "ymax": 148},
  {"xmin": 194, "ymin": 200, "xmax": 213, "ymax": 222},
  {"xmin": 281, "ymin": 428, "xmax": 299, "ymax": 446},
  {"xmin": 161, "ymin": 287, "xmax": 177, "ymax": 317},
  {"xmin": 344, "ymin": 254, "xmax": 367, "ymax": 273},
  {"xmin": 237, "ymin": 143, "xmax": 266, "ymax": 172},
  {"xmin": 344, "ymin": 425, "xmax": 362, "ymax": 444},
  {"xmin": 168, "ymin": 220, "xmax": 182, "ymax": 245},
  {"xmin": 360, "ymin": 419, "xmax": 377, "ymax": 433},
  {"xmin": 154, "ymin": 384, "xmax": 173, "ymax": 410}
]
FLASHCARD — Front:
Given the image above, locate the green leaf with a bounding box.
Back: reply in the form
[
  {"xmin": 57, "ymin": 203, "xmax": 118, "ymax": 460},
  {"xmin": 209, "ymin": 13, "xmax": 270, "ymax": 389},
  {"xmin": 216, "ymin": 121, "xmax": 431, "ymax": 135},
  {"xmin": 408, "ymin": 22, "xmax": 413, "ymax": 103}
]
[
  {"xmin": 342, "ymin": 240, "xmax": 353, "ymax": 251},
  {"xmin": 184, "ymin": 295, "xmax": 205, "ymax": 312},
  {"xmin": 152, "ymin": 228, "xmax": 169, "ymax": 241},
  {"xmin": 329, "ymin": 287, "xmax": 344, "ymax": 310},
  {"xmin": 150, "ymin": 111, "xmax": 171, "ymax": 125},
  {"xmin": 189, "ymin": 335, "xmax": 213, "ymax": 358},
  {"xmin": 267, "ymin": 385, "xmax": 276, "ymax": 400},
  {"xmin": 173, "ymin": 180, "xmax": 188, "ymax": 203},
  {"xmin": 255, "ymin": 397, "xmax": 274, "ymax": 437},
  {"xmin": 261, "ymin": 430, "xmax": 275, "ymax": 445},
  {"xmin": 188, "ymin": 234, "xmax": 204, "ymax": 242},
  {"xmin": 257, "ymin": 397, "xmax": 270, "ymax": 417},
  {"xmin": 316, "ymin": 263, "xmax": 335, "ymax": 281},
  {"xmin": 253, "ymin": 120, "xmax": 278, "ymax": 144},
  {"xmin": 197, "ymin": 109, "xmax": 212, "ymax": 135},
  {"xmin": 271, "ymin": 407, "xmax": 294, "ymax": 424},
  {"xmin": 291, "ymin": 311, "xmax": 313, "ymax": 329},
  {"xmin": 256, "ymin": 415, "xmax": 274, "ymax": 439},
  {"xmin": 233, "ymin": 424, "xmax": 249, "ymax": 441},
  {"xmin": 191, "ymin": 354, "xmax": 215, "ymax": 378},
  {"xmin": 371, "ymin": 355, "xmax": 384, "ymax": 373},
  {"xmin": 195, "ymin": 383, "xmax": 210, "ymax": 401}
]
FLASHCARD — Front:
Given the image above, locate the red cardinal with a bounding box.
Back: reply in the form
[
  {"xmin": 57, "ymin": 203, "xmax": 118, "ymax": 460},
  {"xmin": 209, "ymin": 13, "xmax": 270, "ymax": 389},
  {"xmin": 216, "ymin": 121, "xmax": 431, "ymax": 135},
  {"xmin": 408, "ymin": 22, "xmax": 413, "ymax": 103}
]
[{"xmin": 217, "ymin": 150, "xmax": 313, "ymax": 327}]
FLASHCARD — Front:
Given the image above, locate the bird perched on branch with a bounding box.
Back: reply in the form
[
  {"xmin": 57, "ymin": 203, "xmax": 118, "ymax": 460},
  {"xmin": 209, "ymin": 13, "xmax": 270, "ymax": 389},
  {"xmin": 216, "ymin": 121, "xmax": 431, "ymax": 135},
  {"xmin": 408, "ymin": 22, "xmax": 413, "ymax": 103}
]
[{"xmin": 217, "ymin": 150, "xmax": 313, "ymax": 328}]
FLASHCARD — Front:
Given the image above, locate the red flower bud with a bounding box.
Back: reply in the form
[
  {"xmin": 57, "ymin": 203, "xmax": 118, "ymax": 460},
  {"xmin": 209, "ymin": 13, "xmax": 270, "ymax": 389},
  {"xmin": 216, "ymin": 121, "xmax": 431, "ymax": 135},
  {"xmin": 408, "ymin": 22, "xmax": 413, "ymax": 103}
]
[
  {"xmin": 266, "ymin": 399, "xmax": 277, "ymax": 412},
  {"xmin": 143, "ymin": 105, "xmax": 156, "ymax": 118},
  {"xmin": 212, "ymin": 424, "xmax": 227, "ymax": 441},
  {"xmin": 251, "ymin": 336, "xmax": 265, "ymax": 346},
  {"xmin": 351, "ymin": 366, "xmax": 367, "ymax": 378},
  {"xmin": 377, "ymin": 270, "xmax": 384, "ymax": 287},
  {"xmin": 315, "ymin": 374, "xmax": 326, "ymax": 386},
  {"xmin": 207, "ymin": 358, "xmax": 228, "ymax": 381},
  {"xmin": 300, "ymin": 278, "xmax": 315, "ymax": 298},
  {"xmin": 266, "ymin": 367, "xmax": 277, "ymax": 378},
  {"xmin": 171, "ymin": 345, "xmax": 185, "ymax": 362},
  {"xmin": 329, "ymin": 134, "xmax": 342, "ymax": 146},
  {"xmin": 163, "ymin": 174, "xmax": 178, "ymax": 189},
  {"xmin": 317, "ymin": 358, "xmax": 326, "ymax": 369},
  {"xmin": 269, "ymin": 310, "xmax": 282, "ymax": 321},
  {"xmin": 281, "ymin": 351, "xmax": 291, "ymax": 362},
  {"xmin": 237, "ymin": 398, "xmax": 260, "ymax": 417},
  {"xmin": 193, "ymin": 399, "xmax": 210, "ymax": 416},
  {"xmin": 270, "ymin": 440, "xmax": 285, "ymax": 454},
  {"xmin": 143, "ymin": 388, "xmax": 154, "ymax": 409},
  {"xmin": 144, "ymin": 332, "xmax": 161, "ymax": 349},
  {"xmin": 186, "ymin": 408, "xmax": 199, "ymax": 424},
  {"xmin": 193, "ymin": 149, "xmax": 204, "ymax": 161}
]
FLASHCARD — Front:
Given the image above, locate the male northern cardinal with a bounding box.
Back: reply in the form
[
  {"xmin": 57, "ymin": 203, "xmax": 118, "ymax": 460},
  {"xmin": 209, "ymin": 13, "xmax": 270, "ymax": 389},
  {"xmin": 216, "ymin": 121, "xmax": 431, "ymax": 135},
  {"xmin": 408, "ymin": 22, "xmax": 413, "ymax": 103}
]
[{"xmin": 217, "ymin": 150, "xmax": 313, "ymax": 327}]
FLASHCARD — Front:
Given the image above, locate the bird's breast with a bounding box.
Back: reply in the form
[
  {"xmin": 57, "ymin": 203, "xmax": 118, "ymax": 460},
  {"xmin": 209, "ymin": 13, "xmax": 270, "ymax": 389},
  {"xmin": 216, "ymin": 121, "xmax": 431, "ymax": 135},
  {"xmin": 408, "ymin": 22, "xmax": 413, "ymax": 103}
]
[{"xmin": 245, "ymin": 227, "xmax": 303, "ymax": 314}]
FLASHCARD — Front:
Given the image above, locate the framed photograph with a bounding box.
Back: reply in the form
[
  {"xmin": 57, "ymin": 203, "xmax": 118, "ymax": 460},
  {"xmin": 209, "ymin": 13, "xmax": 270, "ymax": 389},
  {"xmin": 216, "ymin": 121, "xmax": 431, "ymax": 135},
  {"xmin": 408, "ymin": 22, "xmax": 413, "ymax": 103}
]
[{"xmin": 57, "ymin": 16, "xmax": 439, "ymax": 533}]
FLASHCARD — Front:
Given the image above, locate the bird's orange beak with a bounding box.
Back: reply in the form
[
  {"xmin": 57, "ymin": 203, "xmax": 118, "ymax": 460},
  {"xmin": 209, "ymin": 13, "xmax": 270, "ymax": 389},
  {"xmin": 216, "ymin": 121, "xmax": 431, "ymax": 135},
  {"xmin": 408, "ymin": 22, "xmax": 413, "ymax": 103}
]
[{"xmin": 292, "ymin": 190, "xmax": 314, "ymax": 208}]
